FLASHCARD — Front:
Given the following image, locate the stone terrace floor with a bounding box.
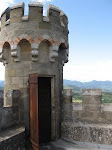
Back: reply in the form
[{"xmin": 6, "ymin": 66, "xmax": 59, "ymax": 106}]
[{"xmin": 27, "ymin": 139, "xmax": 110, "ymax": 150}]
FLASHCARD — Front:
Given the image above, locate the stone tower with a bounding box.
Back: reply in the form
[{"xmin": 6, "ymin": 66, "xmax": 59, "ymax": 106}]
[{"xmin": 0, "ymin": 1, "xmax": 69, "ymax": 147}]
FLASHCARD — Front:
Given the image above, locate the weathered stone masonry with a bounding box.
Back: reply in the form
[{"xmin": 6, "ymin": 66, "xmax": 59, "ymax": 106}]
[
  {"xmin": 62, "ymin": 89, "xmax": 112, "ymax": 149},
  {"xmin": 1, "ymin": 2, "xmax": 112, "ymax": 150},
  {"xmin": 0, "ymin": 1, "xmax": 69, "ymax": 144}
]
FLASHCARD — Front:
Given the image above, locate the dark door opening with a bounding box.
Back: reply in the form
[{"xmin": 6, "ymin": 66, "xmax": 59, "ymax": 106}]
[{"xmin": 38, "ymin": 77, "xmax": 51, "ymax": 144}]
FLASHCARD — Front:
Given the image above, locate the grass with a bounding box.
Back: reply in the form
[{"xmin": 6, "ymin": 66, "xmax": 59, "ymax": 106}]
[
  {"xmin": 72, "ymin": 99, "xmax": 82, "ymax": 103},
  {"xmin": 102, "ymin": 92, "xmax": 112, "ymax": 103}
]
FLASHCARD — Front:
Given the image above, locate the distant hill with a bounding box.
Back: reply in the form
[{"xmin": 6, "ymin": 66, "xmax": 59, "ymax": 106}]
[
  {"xmin": 64, "ymin": 85, "xmax": 82, "ymax": 94},
  {"xmin": 0, "ymin": 80, "xmax": 4, "ymax": 90},
  {"xmin": 0, "ymin": 80, "xmax": 4, "ymax": 85},
  {"xmin": 1, "ymin": 79, "xmax": 112, "ymax": 92},
  {"xmin": 64, "ymin": 80, "xmax": 112, "ymax": 92}
]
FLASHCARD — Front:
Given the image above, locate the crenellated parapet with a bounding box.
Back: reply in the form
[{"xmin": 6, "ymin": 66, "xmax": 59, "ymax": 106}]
[
  {"xmin": 0, "ymin": 2, "xmax": 69, "ymax": 65},
  {"xmin": 1, "ymin": 2, "xmax": 68, "ymax": 30}
]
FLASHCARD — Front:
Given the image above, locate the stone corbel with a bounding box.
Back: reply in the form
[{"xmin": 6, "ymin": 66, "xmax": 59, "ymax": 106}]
[
  {"xmin": 11, "ymin": 44, "xmax": 20, "ymax": 62},
  {"xmin": 31, "ymin": 43, "xmax": 39, "ymax": 62},
  {"xmin": 5, "ymin": 19, "xmax": 10, "ymax": 26},
  {"xmin": 0, "ymin": 52, "xmax": 4, "ymax": 62},
  {"xmin": 0, "ymin": 53, "xmax": 8, "ymax": 65},
  {"xmin": 64, "ymin": 49, "xmax": 69, "ymax": 63},
  {"xmin": 61, "ymin": 49, "xmax": 69, "ymax": 66},
  {"xmin": 49, "ymin": 45, "xmax": 59, "ymax": 63},
  {"xmin": 0, "ymin": 48, "xmax": 8, "ymax": 65}
]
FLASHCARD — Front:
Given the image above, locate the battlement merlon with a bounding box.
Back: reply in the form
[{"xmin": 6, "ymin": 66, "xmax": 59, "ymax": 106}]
[
  {"xmin": 82, "ymin": 89, "xmax": 102, "ymax": 96},
  {"xmin": 1, "ymin": 2, "xmax": 68, "ymax": 29}
]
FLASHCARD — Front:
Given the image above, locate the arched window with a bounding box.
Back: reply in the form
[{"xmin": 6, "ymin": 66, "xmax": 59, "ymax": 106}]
[
  {"xmin": 38, "ymin": 40, "xmax": 51, "ymax": 63},
  {"xmin": 3, "ymin": 42, "xmax": 11, "ymax": 64},
  {"xmin": 18, "ymin": 39, "xmax": 31, "ymax": 61}
]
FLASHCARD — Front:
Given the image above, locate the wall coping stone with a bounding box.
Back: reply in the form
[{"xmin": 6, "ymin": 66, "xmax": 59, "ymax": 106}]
[
  {"xmin": 29, "ymin": 2, "xmax": 43, "ymax": 7},
  {"xmin": 21, "ymin": 15, "xmax": 28, "ymax": 21},
  {"xmin": 43, "ymin": 16, "xmax": 50, "ymax": 22},
  {"xmin": 82, "ymin": 89, "xmax": 101, "ymax": 96},
  {"xmin": 47, "ymin": 4, "xmax": 60, "ymax": 12},
  {"xmin": 60, "ymin": 10, "xmax": 67, "ymax": 18},
  {"xmin": 10, "ymin": 2, "xmax": 24, "ymax": 10}
]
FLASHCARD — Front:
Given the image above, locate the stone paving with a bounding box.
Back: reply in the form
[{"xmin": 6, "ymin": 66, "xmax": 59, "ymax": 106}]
[{"xmin": 31, "ymin": 139, "xmax": 109, "ymax": 150}]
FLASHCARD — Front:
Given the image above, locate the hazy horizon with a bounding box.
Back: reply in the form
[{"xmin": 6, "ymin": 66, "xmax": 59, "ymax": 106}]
[{"xmin": 1, "ymin": 77, "xmax": 112, "ymax": 83}]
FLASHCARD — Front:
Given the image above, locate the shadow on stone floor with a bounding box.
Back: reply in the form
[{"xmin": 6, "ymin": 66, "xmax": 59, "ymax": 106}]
[
  {"xmin": 39, "ymin": 143, "xmax": 66, "ymax": 150},
  {"xmin": 26, "ymin": 143, "xmax": 66, "ymax": 150}
]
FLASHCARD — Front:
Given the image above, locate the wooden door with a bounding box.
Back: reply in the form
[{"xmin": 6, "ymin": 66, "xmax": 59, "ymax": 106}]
[{"xmin": 29, "ymin": 74, "xmax": 39, "ymax": 150}]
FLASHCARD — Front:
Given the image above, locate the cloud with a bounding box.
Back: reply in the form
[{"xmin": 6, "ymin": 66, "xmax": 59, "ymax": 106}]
[
  {"xmin": 64, "ymin": 60, "xmax": 112, "ymax": 82},
  {"xmin": 0, "ymin": 0, "xmax": 14, "ymax": 15},
  {"xmin": 1, "ymin": 60, "xmax": 112, "ymax": 81},
  {"xmin": 37, "ymin": 0, "xmax": 53, "ymax": 4},
  {"xmin": 43, "ymin": 9, "xmax": 47, "ymax": 16}
]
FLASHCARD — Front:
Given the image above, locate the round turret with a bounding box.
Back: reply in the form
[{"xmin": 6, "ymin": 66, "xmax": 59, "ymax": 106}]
[{"xmin": 0, "ymin": 2, "xmax": 69, "ymax": 143}]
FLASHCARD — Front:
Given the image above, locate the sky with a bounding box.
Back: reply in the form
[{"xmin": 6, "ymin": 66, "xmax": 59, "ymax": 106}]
[{"xmin": 0, "ymin": 0, "xmax": 112, "ymax": 82}]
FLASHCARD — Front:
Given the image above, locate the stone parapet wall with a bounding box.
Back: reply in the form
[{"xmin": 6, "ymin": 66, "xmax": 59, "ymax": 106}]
[
  {"xmin": 61, "ymin": 122, "xmax": 112, "ymax": 148},
  {"xmin": 72, "ymin": 89, "xmax": 112, "ymax": 124},
  {"xmin": 73, "ymin": 109, "xmax": 112, "ymax": 124},
  {"xmin": 82, "ymin": 89, "xmax": 102, "ymax": 112},
  {"xmin": 62, "ymin": 89, "xmax": 73, "ymax": 122},
  {"xmin": 0, "ymin": 126, "xmax": 25, "ymax": 150},
  {"xmin": 0, "ymin": 90, "xmax": 20, "ymax": 130},
  {"xmin": 101, "ymin": 103, "xmax": 112, "ymax": 112},
  {"xmin": 62, "ymin": 89, "xmax": 112, "ymax": 147}
]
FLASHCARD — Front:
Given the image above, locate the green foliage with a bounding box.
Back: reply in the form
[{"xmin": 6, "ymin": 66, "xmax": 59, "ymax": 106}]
[
  {"xmin": 64, "ymin": 85, "xmax": 82, "ymax": 102},
  {"xmin": 102, "ymin": 92, "xmax": 112, "ymax": 103},
  {"xmin": 64, "ymin": 85, "xmax": 82, "ymax": 93},
  {"xmin": 64, "ymin": 85, "xmax": 112, "ymax": 104},
  {"xmin": 72, "ymin": 93, "xmax": 82, "ymax": 103}
]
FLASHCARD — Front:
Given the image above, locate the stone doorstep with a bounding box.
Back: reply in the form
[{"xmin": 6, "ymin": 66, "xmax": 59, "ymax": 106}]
[{"xmin": 0, "ymin": 125, "xmax": 25, "ymax": 142}]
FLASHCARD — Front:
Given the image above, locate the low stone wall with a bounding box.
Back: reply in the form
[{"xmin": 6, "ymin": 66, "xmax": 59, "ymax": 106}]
[
  {"xmin": 62, "ymin": 89, "xmax": 112, "ymax": 147},
  {"xmin": 73, "ymin": 102, "xmax": 82, "ymax": 111},
  {"xmin": 0, "ymin": 126, "xmax": 25, "ymax": 150},
  {"xmin": 0, "ymin": 90, "xmax": 20, "ymax": 130},
  {"xmin": 101, "ymin": 103, "xmax": 112, "ymax": 112},
  {"xmin": 0, "ymin": 90, "xmax": 26, "ymax": 149},
  {"xmin": 62, "ymin": 122, "xmax": 112, "ymax": 144},
  {"xmin": 62, "ymin": 89, "xmax": 73, "ymax": 122}
]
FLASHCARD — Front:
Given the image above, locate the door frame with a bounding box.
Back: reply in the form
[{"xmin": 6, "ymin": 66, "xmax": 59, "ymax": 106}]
[{"xmin": 38, "ymin": 75, "xmax": 56, "ymax": 141}]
